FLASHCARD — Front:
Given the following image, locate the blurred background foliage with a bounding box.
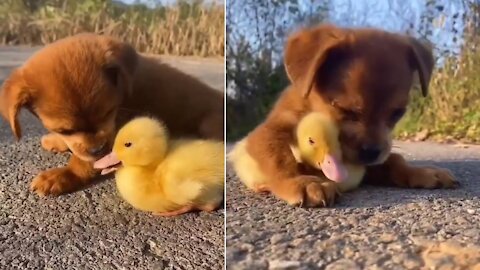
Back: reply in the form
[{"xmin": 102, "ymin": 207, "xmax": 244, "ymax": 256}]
[
  {"xmin": 227, "ymin": 0, "xmax": 480, "ymax": 143},
  {"xmin": 0, "ymin": 0, "xmax": 224, "ymax": 56}
]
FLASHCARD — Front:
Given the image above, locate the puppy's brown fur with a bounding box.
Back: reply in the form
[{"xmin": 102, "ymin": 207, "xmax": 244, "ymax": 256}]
[
  {"xmin": 243, "ymin": 24, "xmax": 456, "ymax": 207},
  {"xmin": 0, "ymin": 33, "xmax": 223, "ymax": 196}
]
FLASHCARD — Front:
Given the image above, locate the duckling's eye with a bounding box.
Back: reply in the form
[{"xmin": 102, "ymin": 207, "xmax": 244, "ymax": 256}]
[
  {"xmin": 331, "ymin": 100, "xmax": 361, "ymax": 122},
  {"xmin": 308, "ymin": 137, "xmax": 315, "ymax": 145},
  {"xmin": 124, "ymin": 142, "xmax": 132, "ymax": 147}
]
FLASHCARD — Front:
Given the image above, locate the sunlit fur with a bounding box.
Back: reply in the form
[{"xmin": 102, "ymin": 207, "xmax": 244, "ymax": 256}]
[
  {"xmin": 0, "ymin": 33, "xmax": 223, "ymax": 196},
  {"xmin": 228, "ymin": 139, "xmax": 268, "ymax": 192},
  {"xmin": 113, "ymin": 117, "xmax": 224, "ymax": 214},
  {"xmin": 240, "ymin": 24, "xmax": 456, "ymax": 207}
]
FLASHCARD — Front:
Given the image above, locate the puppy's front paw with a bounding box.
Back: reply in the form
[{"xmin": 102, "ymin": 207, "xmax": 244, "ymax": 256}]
[
  {"xmin": 408, "ymin": 166, "xmax": 458, "ymax": 189},
  {"xmin": 285, "ymin": 176, "xmax": 337, "ymax": 208},
  {"xmin": 31, "ymin": 168, "xmax": 80, "ymax": 196},
  {"xmin": 41, "ymin": 133, "xmax": 69, "ymax": 153},
  {"xmin": 304, "ymin": 180, "xmax": 337, "ymax": 207},
  {"xmin": 253, "ymin": 183, "xmax": 270, "ymax": 193}
]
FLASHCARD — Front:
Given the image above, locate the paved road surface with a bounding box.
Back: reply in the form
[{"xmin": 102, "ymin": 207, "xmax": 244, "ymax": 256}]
[
  {"xmin": 0, "ymin": 47, "xmax": 224, "ymax": 270},
  {"xmin": 226, "ymin": 142, "xmax": 480, "ymax": 269}
]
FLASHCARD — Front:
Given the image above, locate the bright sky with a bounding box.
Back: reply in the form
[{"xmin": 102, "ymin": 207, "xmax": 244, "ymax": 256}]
[
  {"xmin": 327, "ymin": 0, "xmax": 466, "ymax": 56},
  {"xmin": 229, "ymin": 0, "xmax": 466, "ymax": 61},
  {"xmin": 119, "ymin": 0, "xmax": 465, "ymax": 58}
]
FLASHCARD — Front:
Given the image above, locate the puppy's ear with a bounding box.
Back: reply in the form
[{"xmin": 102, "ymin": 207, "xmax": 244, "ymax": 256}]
[
  {"xmin": 284, "ymin": 24, "xmax": 350, "ymax": 98},
  {"xmin": 0, "ymin": 69, "xmax": 32, "ymax": 140},
  {"xmin": 407, "ymin": 37, "xmax": 434, "ymax": 97},
  {"xmin": 103, "ymin": 40, "xmax": 139, "ymax": 96}
]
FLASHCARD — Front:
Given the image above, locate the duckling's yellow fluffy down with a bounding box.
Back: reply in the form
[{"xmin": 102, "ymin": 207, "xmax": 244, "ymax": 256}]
[
  {"xmin": 94, "ymin": 117, "xmax": 224, "ymax": 216},
  {"xmin": 295, "ymin": 112, "xmax": 365, "ymax": 192},
  {"xmin": 155, "ymin": 139, "xmax": 224, "ymax": 210}
]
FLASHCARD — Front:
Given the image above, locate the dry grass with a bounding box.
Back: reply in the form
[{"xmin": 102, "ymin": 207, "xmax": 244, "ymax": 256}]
[
  {"xmin": 0, "ymin": 0, "xmax": 224, "ymax": 57},
  {"xmin": 395, "ymin": 36, "xmax": 480, "ymax": 143}
]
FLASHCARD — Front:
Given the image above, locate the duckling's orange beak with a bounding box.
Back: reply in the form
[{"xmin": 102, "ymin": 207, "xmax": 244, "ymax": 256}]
[
  {"xmin": 320, "ymin": 154, "xmax": 348, "ymax": 182},
  {"xmin": 94, "ymin": 152, "xmax": 122, "ymax": 175}
]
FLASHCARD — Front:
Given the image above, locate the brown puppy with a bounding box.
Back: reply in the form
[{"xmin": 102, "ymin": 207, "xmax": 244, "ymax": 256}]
[
  {"xmin": 243, "ymin": 24, "xmax": 456, "ymax": 207},
  {"xmin": 0, "ymin": 33, "xmax": 224, "ymax": 196}
]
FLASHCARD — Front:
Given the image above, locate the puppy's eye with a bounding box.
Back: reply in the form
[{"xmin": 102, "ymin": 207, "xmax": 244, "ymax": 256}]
[
  {"xmin": 308, "ymin": 137, "xmax": 315, "ymax": 145},
  {"xmin": 390, "ymin": 108, "xmax": 406, "ymax": 123},
  {"xmin": 124, "ymin": 142, "xmax": 132, "ymax": 147},
  {"xmin": 56, "ymin": 129, "xmax": 75, "ymax": 136},
  {"xmin": 331, "ymin": 101, "xmax": 361, "ymax": 122},
  {"xmin": 104, "ymin": 108, "xmax": 116, "ymax": 119},
  {"xmin": 341, "ymin": 109, "xmax": 360, "ymax": 122},
  {"xmin": 104, "ymin": 66, "xmax": 119, "ymax": 87}
]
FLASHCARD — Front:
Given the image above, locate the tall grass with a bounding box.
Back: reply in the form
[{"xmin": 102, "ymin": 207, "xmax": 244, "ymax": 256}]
[
  {"xmin": 0, "ymin": 0, "xmax": 224, "ymax": 57},
  {"xmin": 395, "ymin": 37, "xmax": 480, "ymax": 143}
]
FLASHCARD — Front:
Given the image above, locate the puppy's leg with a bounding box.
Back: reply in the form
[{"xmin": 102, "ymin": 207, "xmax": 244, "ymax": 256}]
[
  {"xmin": 41, "ymin": 133, "xmax": 69, "ymax": 153},
  {"xmin": 246, "ymin": 124, "xmax": 337, "ymax": 207},
  {"xmin": 364, "ymin": 153, "xmax": 457, "ymax": 188},
  {"xmin": 31, "ymin": 155, "xmax": 97, "ymax": 196},
  {"xmin": 268, "ymin": 176, "xmax": 337, "ymax": 207}
]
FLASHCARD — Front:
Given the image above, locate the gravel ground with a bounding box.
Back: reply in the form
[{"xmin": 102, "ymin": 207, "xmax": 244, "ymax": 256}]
[
  {"xmin": 226, "ymin": 142, "xmax": 480, "ymax": 269},
  {"xmin": 0, "ymin": 47, "xmax": 225, "ymax": 270}
]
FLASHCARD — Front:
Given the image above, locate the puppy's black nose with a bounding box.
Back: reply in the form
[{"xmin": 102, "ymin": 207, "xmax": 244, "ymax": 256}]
[
  {"xmin": 359, "ymin": 144, "xmax": 382, "ymax": 164},
  {"xmin": 89, "ymin": 143, "xmax": 107, "ymax": 157}
]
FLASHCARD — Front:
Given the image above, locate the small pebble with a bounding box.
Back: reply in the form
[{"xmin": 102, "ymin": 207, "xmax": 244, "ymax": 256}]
[
  {"xmin": 289, "ymin": 238, "xmax": 304, "ymax": 247},
  {"xmin": 269, "ymin": 260, "xmax": 301, "ymax": 270},
  {"xmin": 403, "ymin": 255, "xmax": 422, "ymax": 269},
  {"xmin": 379, "ymin": 233, "xmax": 397, "ymax": 243},
  {"xmin": 463, "ymin": 229, "xmax": 479, "ymax": 238},
  {"xmin": 325, "ymin": 259, "xmax": 360, "ymax": 270},
  {"xmin": 239, "ymin": 243, "xmax": 255, "ymax": 252},
  {"xmin": 270, "ymin": 234, "xmax": 288, "ymax": 245}
]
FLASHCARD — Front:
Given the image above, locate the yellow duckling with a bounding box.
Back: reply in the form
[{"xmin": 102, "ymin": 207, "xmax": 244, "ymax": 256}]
[
  {"xmin": 292, "ymin": 112, "xmax": 365, "ymax": 192},
  {"xmin": 94, "ymin": 117, "xmax": 224, "ymax": 217},
  {"xmin": 228, "ymin": 113, "xmax": 364, "ymax": 193}
]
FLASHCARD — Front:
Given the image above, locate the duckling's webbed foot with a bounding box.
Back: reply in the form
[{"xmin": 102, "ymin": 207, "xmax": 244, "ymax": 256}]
[{"xmin": 153, "ymin": 205, "xmax": 195, "ymax": 217}]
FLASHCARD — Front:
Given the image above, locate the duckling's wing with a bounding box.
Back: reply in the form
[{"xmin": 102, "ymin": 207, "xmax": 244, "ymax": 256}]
[{"xmin": 154, "ymin": 140, "xmax": 223, "ymax": 205}]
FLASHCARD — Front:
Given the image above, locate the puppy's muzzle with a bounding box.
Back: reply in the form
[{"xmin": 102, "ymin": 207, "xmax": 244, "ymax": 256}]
[
  {"xmin": 88, "ymin": 143, "xmax": 108, "ymax": 157},
  {"xmin": 359, "ymin": 144, "xmax": 382, "ymax": 164}
]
